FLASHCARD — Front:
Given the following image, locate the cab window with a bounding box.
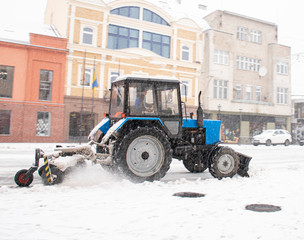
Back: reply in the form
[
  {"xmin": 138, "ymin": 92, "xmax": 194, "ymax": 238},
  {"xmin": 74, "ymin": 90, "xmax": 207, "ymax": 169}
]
[
  {"xmin": 110, "ymin": 84, "xmax": 124, "ymax": 117},
  {"xmin": 157, "ymin": 85, "xmax": 179, "ymax": 115}
]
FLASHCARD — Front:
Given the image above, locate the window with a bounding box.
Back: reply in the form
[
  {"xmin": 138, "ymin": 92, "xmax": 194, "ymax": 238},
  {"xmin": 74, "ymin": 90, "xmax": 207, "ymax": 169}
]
[
  {"xmin": 181, "ymin": 45, "xmax": 190, "ymax": 61},
  {"xmin": 157, "ymin": 84, "xmax": 179, "ymax": 115},
  {"xmin": 0, "ymin": 65, "xmax": 14, "ymax": 98},
  {"xmin": 214, "ymin": 80, "xmax": 228, "ymax": 99},
  {"xmin": 82, "ymin": 27, "xmax": 94, "ymax": 45},
  {"xmin": 276, "ymin": 62, "xmax": 288, "ymax": 75},
  {"xmin": 110, "ymin": 71, "xmax": 120, "ymax": 84},
  {"xmin": 237, "ymin": 56, "xmax": 261, "ymax": 72},
  {"xmin": 0, "ymin": 109, "xmax": 11, "ymax": 135},
  {"xmin": 142, "ymin": 31, "xmax": 170, "ymax": 58},
  {"xmin": 143, "ymin": 9, "xmax": 169, "ymax": 26},
  {"xmin": 256, "ymin": 86, "xmax": 262, "ymax": 101},
  {"xmin": 39, "ymin": 70, "xmax": 53, "ymax": 101},
  {"xmin": 181, "ymin": 81, "xmax": 189, "ymax": 97},
  {"xmin": 108, "ymin": 25, "xmax": 139, "ymax": 49},
  {"xmin": 214, "ymin": 50, "xmax": 229, "ymax": 65},
  {"xmin": 277, "ymin": 87, "xmax": 288, "ymax": 104},
  {"xmin": 251, "ymin": 29, "xmax": 262, "ymax": 43},
  {"xmin": 79, "ymin": 68, "xmax": 92, "ymax": 87},
  {"xmin": 36, "ymin": 112, "xmax": 51, "ymax": 136},
  {"xmin": 110, "ymin": 83, "xmax": 125, "ymax": 116},
  {"xmin": 245, "ymin": 86, "xmax": 252, "ymax": 101},
  {"xmin": 237, "ymin": 27, "xmax": 248, "ymax": 41},
  {"xmin": 128, "ymin": 82, "xmax": 157, "ymax": 115},
  {"xmin": 110, "ymin": 6, "xmax": 140, "ymax": 19},
  {"xmin": 235, "ymin": 84, "xmax": 242, "ymax": 100}
]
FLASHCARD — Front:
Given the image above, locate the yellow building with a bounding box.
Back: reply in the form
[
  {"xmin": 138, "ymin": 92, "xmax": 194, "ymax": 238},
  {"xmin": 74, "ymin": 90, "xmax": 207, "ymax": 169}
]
[{"xmin": 45, "ymin": 0, "xmax": 209, "ymax": 141}]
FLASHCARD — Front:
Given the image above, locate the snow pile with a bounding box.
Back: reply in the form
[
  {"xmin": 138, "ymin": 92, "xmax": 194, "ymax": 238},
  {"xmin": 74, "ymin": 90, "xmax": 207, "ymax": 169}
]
[{"xmin": 1, "ymin": 143, "xmax": 304, "ymax": 239}]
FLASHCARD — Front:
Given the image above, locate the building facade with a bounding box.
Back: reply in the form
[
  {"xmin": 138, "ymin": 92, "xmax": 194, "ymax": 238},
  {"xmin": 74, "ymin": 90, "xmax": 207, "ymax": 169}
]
[
  {"xmin": 44, "ymin": 1, "xmax": 291, "ymax": 143},
  {"xmin": 0, "ymin": 26, "xmax": 67, "ymax": 142},
  {"xmin": 203, "ymin": 11, "xmax": 291, "ymax": 143},
  {"xmin": 45, "ymin": 0, "xmax": 208, "ymax": 142}
]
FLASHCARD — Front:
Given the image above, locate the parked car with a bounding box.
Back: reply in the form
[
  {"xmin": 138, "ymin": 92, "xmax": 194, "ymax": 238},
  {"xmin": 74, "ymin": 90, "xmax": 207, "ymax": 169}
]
[{"xmin": 253, "ymin": 129, "xmax": 292, "ymax": 146}]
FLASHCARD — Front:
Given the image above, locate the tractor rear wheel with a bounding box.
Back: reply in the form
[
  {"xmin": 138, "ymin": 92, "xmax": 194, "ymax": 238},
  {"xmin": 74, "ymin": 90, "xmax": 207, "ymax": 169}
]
[
  {"xmin": 209, "ymin": 146, "xmax": 239, "ymax": 179},
  {"xmin": 114, "ymin": 127, "xmax": 172, "ymax": 182},
  {"xmin": 183, "ymin": 152, "xmax": 207, "ymax": 173}
]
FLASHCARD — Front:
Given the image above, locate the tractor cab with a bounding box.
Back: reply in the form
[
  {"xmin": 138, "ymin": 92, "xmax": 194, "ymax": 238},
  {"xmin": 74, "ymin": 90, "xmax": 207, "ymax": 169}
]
[{"xmin": 109, "ymin": 75, "xmax": 183, "ymax": 137}]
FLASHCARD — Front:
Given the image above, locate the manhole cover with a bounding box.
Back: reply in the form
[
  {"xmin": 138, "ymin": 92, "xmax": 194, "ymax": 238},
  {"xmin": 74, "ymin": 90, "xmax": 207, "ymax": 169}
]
[
  {"xmin": 173, "ymin": 192, "xmax": 206, "ymax": 198},
  {"xmin": 245, "ymin": 204, "xmax": 282, "ymax": 212}
]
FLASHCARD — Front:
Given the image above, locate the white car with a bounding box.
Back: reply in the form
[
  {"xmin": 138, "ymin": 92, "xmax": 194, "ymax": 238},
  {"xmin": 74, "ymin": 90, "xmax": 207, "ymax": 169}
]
[{"xmin": 253, "ymin": 129, "xmax": 292, "ymax": 146}]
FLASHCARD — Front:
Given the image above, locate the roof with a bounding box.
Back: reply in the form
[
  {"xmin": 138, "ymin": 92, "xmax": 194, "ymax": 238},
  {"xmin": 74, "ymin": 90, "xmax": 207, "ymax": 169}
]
[
  {"xmin": 114, "ymin": 74, "xmax": 180, "ymax": 83},
  {"xmin": 0, "ymin": 23, "xmax": 62, "ymax": 44}
]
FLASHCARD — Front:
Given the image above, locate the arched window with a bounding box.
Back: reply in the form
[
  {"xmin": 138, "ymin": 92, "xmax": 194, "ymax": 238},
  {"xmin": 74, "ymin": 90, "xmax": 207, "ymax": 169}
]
[
  {"xmin": 143, "ymin": 9, "xmax": 169, "ymax": 26},
  {"xmin": 110, "ymin": 6, "xmax": 139, "ymax": 19},
  {"xmin": 82, "ymin": 27, "xmax": 93, "ymax": 45}
]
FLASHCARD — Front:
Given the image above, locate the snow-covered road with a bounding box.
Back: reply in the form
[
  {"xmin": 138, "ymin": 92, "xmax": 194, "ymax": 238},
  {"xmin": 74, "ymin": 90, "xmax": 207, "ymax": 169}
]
[{"xmin": 1, "ymin": 143, "xmax": 304, "ymax": 240}]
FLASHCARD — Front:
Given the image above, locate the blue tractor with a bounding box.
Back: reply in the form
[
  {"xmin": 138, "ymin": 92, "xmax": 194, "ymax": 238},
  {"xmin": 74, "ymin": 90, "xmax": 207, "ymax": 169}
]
[
  {"xmin": 15, "ymin": 75, "xmax": 251, "ymax": 186},
  {"xmin": 87, "ymin": 75, "xmax": 251, "ymax": 182}
]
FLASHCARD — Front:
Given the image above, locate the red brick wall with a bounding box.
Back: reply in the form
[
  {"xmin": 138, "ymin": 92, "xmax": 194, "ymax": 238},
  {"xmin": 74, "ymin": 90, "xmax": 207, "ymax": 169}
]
[{"xmin": 0, "ymin": 102, "xmax": 64, "ymax": 142}]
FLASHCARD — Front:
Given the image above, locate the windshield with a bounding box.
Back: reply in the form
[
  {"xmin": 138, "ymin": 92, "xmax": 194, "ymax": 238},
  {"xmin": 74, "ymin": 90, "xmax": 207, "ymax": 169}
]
[
  {"xmin": 260, "ymin": 130, "xmax": 274, "ymax": 135},
  {"xmin": 109, "ymin": 83, "xmax": 124, "ymax": 117}
]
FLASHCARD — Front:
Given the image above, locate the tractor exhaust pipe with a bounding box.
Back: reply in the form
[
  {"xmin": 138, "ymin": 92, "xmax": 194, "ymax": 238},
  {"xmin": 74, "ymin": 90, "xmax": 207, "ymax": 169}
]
[{"xmin": 197, "ymin": 91, "xmax": 204, "ymax": 128}]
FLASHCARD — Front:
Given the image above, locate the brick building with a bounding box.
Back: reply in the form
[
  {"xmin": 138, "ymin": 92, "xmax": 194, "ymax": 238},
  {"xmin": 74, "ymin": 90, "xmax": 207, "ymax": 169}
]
[{"xmin": 0, "ymin": 25, "xmax": 67, "ymax": 142}]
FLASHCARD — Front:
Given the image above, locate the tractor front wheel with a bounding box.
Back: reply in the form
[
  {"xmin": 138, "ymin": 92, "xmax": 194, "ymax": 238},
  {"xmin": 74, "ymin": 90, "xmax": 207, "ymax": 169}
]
[
  {"xmin": 15, "ymin": 169, "xmax": 33, "ymax": 187},
  {"xmin": 209, "ymin": 147, "xmax": 239, "ymax": 179},
  {"xmin": 114, "ymin": 127, "xmax": 172, "ymax": 182}
]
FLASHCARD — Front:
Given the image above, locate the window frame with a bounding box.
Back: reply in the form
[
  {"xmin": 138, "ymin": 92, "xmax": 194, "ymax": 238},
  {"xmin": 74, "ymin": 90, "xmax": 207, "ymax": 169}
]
[
  {"xmin": 245, "ymin": 85, "xmax": 252, "ymax": 101},
  {"xmin": 237, "ymin": 26, "xmax": 248, "ymax": 41},
  {"xmin": 277, "ymin": 87, "xmax": 288, "ymax": 104},
  {"xmin": 108, "ymin": 24, "xmax": 139, "ymax": 50},
  {"xmin": 36, "ymin": 111, "xmax": 51, "ymax": 136},
  {"xmin": 251, "ymin": 29, "xmax": 262, "ymax": 44},
  {"xmin": 276, "ymin": 62, "xmax": 289, "ymax": 75},
  {"xmin": 0, "ymin": 109, "xmax": 11, "ymax": 135},
  {"xmin": 142, "ymin": 31, "xmax": 170, "ymax": 58},
  {"xmin": 143, "ymin": 8, "xmax": 169, "ymax": 26},
  {"xmin": 39, "ymin": 69, "xmax": 53, "ymax": 101},
  {"xmin": 181, "ymin": 45, "xmax": 190, "ymax": 61},
  {"xmin": 78, "ymin": 66, "xmax": 93, "ymax": 87},
  {"xmin": 110, "ymin": 6, "xmax": 140, "ymax": 19},
  {"xmin": 214, "ymin": 79, "xmax": 228, "ymax": 100},
  {"xmin": 235, "ymin": 84, "xmax": 242, "ymax": 100},
  {"xmin": 214, "ymin": 49, "xmax": 229, "ymax": 65},
  {"xmin": 0, "ymin": 65, "xmax": 14, "ymax": 98},
  {"xmin": 81, "ymin": 26, "xmax": 95, "ymax": 45},
  {"xmin": 180, "ymin": 80, "xmax": 189, "ymax": 97},
  {"xmin": 256, "ymin": 86, "xmax": 262, "ymax": 102}
]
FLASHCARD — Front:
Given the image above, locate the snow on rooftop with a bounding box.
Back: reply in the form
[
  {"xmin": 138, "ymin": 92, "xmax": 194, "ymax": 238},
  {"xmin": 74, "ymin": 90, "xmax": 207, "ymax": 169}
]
[{"xmin": 0, "ymin": 22, "xmax": 61, "ymax": 44}]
